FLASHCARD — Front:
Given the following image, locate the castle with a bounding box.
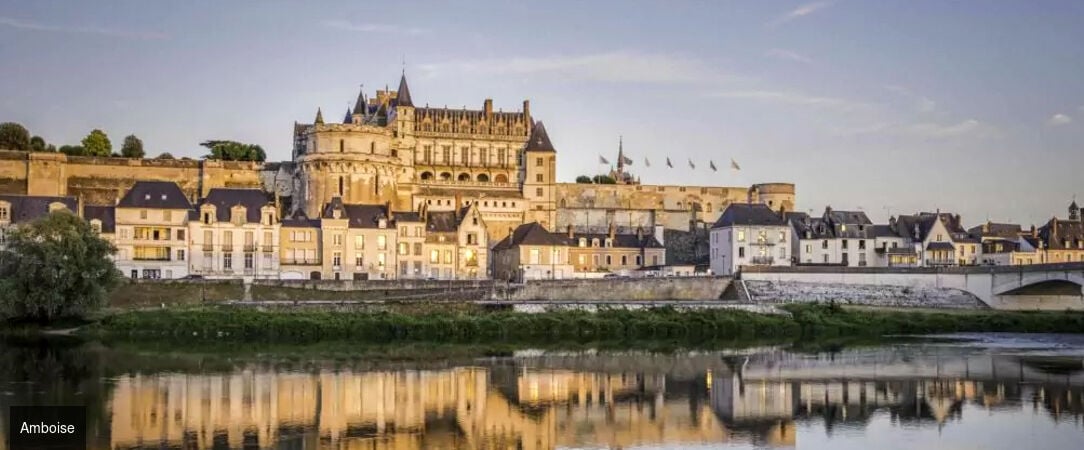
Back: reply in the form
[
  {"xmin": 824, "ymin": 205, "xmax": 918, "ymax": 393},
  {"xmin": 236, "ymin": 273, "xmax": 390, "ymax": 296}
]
[{"xmin": 0, "ymin": 73, "xmax": 795, "ymax": 245}]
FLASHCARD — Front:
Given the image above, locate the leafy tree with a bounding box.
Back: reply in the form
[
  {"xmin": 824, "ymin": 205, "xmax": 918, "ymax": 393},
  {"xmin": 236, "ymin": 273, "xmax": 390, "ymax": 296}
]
[
  {"xmin": 80, "ymin": 129, "xmax": 112, "ymax": 157},
  {"xmin": 592, "ymin": 175, "xmax": 617, "ymax": 184},
  {"xmin": 575, "ymin": 175, "xmax": 592, "ymax": 184},
  {"xmin": 120, "ymin": 134, "xmax": 144, "ymax": 158},
  {"xmin": 0, "ymin": 122, "xmax": 31, "ymax": 151},
  {"xmin": 58, "ymin": 145, "xmax": 85, "ymax": 156},
  {"xmin": 30, "ymin": 136, "xmax": 47, "ymax": 152},
  {"xmin": 201, "ymin": 140, "xmax": 266, "ymax": 162},
  {"xmin": 0, "ymin": 211, "xmax": 120, "ymax": 324},
  {"xmin": 156, "ymin": 152, "xmax": 174, "ymax": 159}
]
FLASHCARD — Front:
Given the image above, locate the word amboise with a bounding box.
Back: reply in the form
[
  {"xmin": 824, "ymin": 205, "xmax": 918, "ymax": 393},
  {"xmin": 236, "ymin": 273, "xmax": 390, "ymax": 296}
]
[{"xmin": 19, "ymin": 421, "xmax": 77, "ymax": 434}]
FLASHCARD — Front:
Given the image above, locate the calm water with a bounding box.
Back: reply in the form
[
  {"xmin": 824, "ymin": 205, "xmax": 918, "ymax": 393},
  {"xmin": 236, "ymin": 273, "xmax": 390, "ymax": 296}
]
[{"xmin": 1, "ymin": 334, "xmax": 1083, "ymax": 450}]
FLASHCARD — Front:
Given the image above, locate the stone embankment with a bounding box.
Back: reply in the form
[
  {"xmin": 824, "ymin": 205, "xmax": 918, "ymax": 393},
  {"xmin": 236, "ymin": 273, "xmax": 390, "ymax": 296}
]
[{"xmin": 744, "ymin": 280, "xmax": 986, "ymax": 309}]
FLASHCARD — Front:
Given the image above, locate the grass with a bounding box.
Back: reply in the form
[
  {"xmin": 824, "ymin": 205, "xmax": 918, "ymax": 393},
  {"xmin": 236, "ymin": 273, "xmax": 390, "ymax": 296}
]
[{"xmin": 84, "ymin": 303, "xmax": 1084, "ymax": 344}]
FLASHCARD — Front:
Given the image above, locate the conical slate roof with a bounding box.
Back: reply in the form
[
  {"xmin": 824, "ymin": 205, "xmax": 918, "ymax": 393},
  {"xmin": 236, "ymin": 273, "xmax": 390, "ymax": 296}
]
[{"xmin": 525, "ymin": 121, "xmax": 555, "ymax": 152}]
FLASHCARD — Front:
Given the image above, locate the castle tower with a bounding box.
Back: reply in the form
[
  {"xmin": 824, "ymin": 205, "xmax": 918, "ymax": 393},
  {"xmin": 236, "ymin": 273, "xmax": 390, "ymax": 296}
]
[
  {"xmin": 1070, "ymin": 198, "xmax": 1080, "ymax": 221},
  {"xmin": 523, "ymin": 121, "xmax": 557, "ymax": 227}
]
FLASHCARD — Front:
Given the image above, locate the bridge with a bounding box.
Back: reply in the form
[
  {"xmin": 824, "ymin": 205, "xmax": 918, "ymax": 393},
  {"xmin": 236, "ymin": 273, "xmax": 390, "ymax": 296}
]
[{"xmin": 741, "ymin": 262, "xmax": 1084, "ymax": 310}]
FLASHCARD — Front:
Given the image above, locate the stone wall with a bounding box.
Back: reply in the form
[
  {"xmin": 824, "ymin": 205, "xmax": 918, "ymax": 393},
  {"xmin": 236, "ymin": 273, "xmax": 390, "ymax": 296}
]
[
  {"xmin": 498, "ymin": 277, "xmax": 731, "ymax": 302},
  {"xmin": 664, "ymin": 227, "xmax": 710, "ymax": 265},
  {"xmin": 744, "ymin": 280, "xmax": 985, "ymax": 309}
]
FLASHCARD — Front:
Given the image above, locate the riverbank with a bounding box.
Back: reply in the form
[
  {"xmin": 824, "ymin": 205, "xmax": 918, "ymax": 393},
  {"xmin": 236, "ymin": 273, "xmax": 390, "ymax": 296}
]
[{"xmin": 82, "ymin": 304, "xmax": 1084, "ymax": 343}]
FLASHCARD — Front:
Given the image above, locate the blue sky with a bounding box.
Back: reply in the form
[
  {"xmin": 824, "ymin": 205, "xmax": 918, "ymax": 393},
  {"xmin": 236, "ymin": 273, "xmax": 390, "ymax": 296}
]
[{"xmin": 1, "ymin": 1, "xmax": 1083, "ymax": 225}]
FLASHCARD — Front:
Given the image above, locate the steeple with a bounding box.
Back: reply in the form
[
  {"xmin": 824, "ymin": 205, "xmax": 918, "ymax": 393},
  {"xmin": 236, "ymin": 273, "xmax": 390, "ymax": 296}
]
[
  {"xmin": 1070, "ymin": 197, "xmax": 1080, "ymax": 221},
  {"xmin": 616, "ymin": 136, "xmax": 625, "ymax": 170},
  {"xmin": 524, "ymin": 121, "xmax": 555, "ymax": 152},
  {"xmin": 352, "ymin": 86, "xmax": 366, "ymax": 115},
  {"xmin": 314, "ymin": 108, "xmax": 324, "ymax": 125},
  {"xmin": 396, "ymin": 72, "xmax": 414, "ymax": 107},
  {"xmin": 342, "ymin": 105, "xmax": 352, "ymax": 124}
]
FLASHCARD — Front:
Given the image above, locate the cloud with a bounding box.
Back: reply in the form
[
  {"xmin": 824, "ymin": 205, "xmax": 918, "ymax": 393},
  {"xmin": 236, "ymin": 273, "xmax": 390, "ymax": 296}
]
[
  {"xmin": 420, "ymin": 51, "xmax": 725, "ymax": 84},
  {"xmin": 768, "ymin": 1, "xmax": 835, "ymax": 27},
  {"xmin": 885, "ymin": 85, "xmax": 938, "ymax": 113},
  {"xmin": 323, "ymin": 20, "xmax": 428, "ymax": 35},
  {"xmin": 708, "ymin": 89, "xmax": 870, "ymax": 111},
  {"xmin": 1047, "ymin": 113, "xmax": 1072, "ymax": 126},
  {"xmin": 0, "ymin": 16, "xmax": 166, "ymax": 39},
  {"xmin": 836, "ymin": 119, "xmax": 997, "ymax": 140},
  {"xmin": 765, "ymin": 48, "xmax": 812, "ymax": 64},
  {"xmin": 916, "ymin": 97, "xmax": 937, "ymax": 113}
]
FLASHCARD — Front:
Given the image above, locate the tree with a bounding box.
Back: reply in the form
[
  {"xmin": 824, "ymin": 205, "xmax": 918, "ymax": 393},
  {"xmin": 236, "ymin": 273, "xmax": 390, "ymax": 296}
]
[
  {"xmin": 120, "ymin": 134, "xmax": 144, "ymax": 158},
  {"xmin": 80, "ymin": 129, "xmax": 111, "ymax": 157},
  {"xmin": 200, "ymin": 140, "xmax": 266, "ymax": 162},
  {"xmin": 30, "ymin": 136, "xmax": 47, "ymax": 152},
  {"xmin": 575, "ymin": 175, "xmax": 592, "ymax": 184},
  {"xmin": 592, "ymin": 175, "xmax": 617, "ymax": 184},
  {"xmin": 58, "ymin": 145, "xmax": 85, "ymax": 156},
  {"xmin": 0, "ymin": 122, "xmax": 31, "ymax": 151},
  {"xmin": 0, "ymin": 211, "xmax": 120, "ymax": 324},
  {"xmin": 156, "ymin": 152, "xmax": 174, "ymax": 160}
]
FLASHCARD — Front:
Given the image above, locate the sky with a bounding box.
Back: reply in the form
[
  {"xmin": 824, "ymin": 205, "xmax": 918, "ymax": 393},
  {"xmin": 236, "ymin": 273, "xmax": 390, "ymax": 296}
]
[{"xmin": 1, "ymin": 1, "xmax": 1083, "ymax": 226}]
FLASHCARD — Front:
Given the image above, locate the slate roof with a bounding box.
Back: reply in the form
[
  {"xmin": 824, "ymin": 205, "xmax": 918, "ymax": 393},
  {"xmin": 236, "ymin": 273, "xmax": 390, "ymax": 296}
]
[
  {"xmin": 197, "ymin": 188, "xmax": 272, "ymax": 224},
  {"xmin": 396, "ymin": 73, "xmax": 413, "ymax": 107},
  {"xmin": 824, "ymin": 209, "xmax": 872, "ymax": 226},
  {"xmin": 713, "ymin": 203, "xmax": 786, "ymax": 228},
  {"xmin": 967, "ymin": 222, "xmax": 1023, "ymax": 240},
  {"xmin": 0, "ymin": 195, "xmax": 78, "ymax": 224},
  {"xmin": 83, "ymin": 205, "xmax": 116, "ymax": 233},
  {"xmin": 892, "ymin": 212, "xmax": 966, "ymax": 242},
  {"xmin": 1037, "ymin": 217, "xmax": 1084, "ymax": 250},
  {"xmin": 281, "ymin": 211, "xmax": 320, "ymax": 228},
  {"xmin": 524, "ymin": 121, "xmax": 556, "ymax": 152},
  {"xmin": 393, "ymin": 211, "xmax": 423, "ymax": 222},
  {"xmin": 426, "ymin": 206, "xmax": 472, "ymax": 233},
  {"xmin": 926, "ymin": 242, "xmax": 955, "ymax": 251},
  {"xmin": 561, "ymin": 231, "xmax": 665, "ymax": 249},
  {"xmin": 494, "ymin": 222, "xmax": 568, "ymax": 251},
  {"xmin": 117, "ymin": 181, "xmax": 191, "ymax": 209},
  {"xmin": 321, "ymin": 198, "xmax": 391, "ymax": 229}
]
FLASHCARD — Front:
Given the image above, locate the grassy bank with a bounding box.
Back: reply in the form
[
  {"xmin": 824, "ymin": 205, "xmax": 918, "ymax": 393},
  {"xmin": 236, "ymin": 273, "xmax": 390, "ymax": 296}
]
[{"xmin": 86, "ymin": 304, "xmax": 1084, "ymax": 343}]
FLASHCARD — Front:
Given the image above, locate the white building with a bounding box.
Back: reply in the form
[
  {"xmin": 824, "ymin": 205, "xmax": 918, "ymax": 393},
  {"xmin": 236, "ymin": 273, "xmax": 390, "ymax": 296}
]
[
  {"xmin": 788, "ymin": 207, "xmax": 888, "ymax": 267},
  {"xmin": 0, "ymin": 195, "xmax": 79, "ymax": 249},
  {"xmin": 114, "ymin": 181, "xmax": 192, "ymax": 279},
  {"xmin": 892, "ymin": 212, "xmax": 979, "ymax": 266},
  {"xmin": 710, "ymin": 203, "xmax": 790, "ymax": 276},
  {"xmin": 189, "ymin": 188, "xmax": 280, "ymax": 279}
]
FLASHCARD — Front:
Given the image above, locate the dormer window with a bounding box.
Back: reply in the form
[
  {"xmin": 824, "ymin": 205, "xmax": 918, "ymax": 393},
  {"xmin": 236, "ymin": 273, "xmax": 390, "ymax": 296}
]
[
  {"xmin": 90, "ymin": 220, "xmax": 102, "ymax": 234},
  {"xmin": 161, "ymin": 194, "xmax": 167, "ymax": 201},
  {"xmin": 0, "ymin": 202, "xmax": 9, "ymax": 222},
  {"xmin": 604, "ymin": 238, "xmax": 613, "ymax": 248},
  {"xmin": 579, "ymin": 238, "xmax": 586, "ymax": 247},
  {"xmin": 202, "ymin": 212, "xmax": 212, "ymax": 224},
  {"xmin": 378, "ymin": 218, "xmax": 387, "ymax": 228},
  {"xmin": 591, "ymin": 238, "xmax": 600, "ymax": 248}
]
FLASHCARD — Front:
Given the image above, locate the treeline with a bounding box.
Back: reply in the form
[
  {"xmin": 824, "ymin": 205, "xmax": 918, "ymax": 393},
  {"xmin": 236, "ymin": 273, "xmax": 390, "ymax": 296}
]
[
  {"xmin": 0, "ymin": 121, "xmax": 266, "ymax": 161},
  {"xmin": 90, "ymin": 304, "xmax": 1084, "ymax": 344}
]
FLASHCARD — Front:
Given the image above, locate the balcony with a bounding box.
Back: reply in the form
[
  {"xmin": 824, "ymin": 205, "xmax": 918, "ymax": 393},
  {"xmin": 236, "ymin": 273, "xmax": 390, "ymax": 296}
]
[
  {"xmin": 750, "ymin": 256, "xmax": 775, "ymax": 265},
  {"xmin": 243, "ymin": 244, "xmax": 256, "ymax": 252},
  {"xmin": 221, "ymin": 245, "xmax": 233, "ymax": 252},
  {"xmin": 201, "ymin": 244, "xmax": 213, "ymax": 252},
  {"xmin": 282, "ymin": 259, "xmax": 320, "ymax": 265},
  {"xmin": 750, "ymin": 240, "xmax": 777, "ymax": 247}
]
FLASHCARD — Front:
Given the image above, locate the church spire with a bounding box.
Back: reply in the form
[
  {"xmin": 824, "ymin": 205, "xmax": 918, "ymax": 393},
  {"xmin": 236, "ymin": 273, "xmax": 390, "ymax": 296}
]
[
  {"xmin": 396, "ymin": 72, "xmax": 414, "ymax": 107},
  {"xmin": 342, "ymin": 104, "xmax": 352, "ymax": 124},
  {"xmin": 352, "ymin": 85, "xmax": 366, "ymax": 115},
  {"xmin": 314, "ymin": 108, "xmax": 324, "ymax": 125},
  {"xmin": 616, "ymin": 136, "xmax": 624, "ymax": 170}
]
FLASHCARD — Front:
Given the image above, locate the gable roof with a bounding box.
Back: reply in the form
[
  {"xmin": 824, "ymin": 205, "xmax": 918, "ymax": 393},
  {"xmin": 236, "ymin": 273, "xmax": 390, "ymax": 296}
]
[
  {"xmin": 1037, "ymin": 217, "xmax": 1084, "ymax": 250},
  {"xmin": 713, "ymin": 203, "xmax": 786, "ymax": 228},
  {"xmin": 118, "ymin": 181, "xmax": 191, "ymax": 209},
  {"xmin": 198, "ymin": 188, "xmax": 272, "ymax": 223},
  {"xmin": 561, "ymin": 231, "xmax": 664, "ymax": 249},
  {"xmin": 321, "ymin": 198, "xmax": 391, "ymax": 229},
  {"xmin": 426, "ymin": 205, "xmax": 477, "ymax": 233},
  {"xmin": 83, "ymin": 205, "xmax": 116, "ymax": 233},
  {"xmin": 524, "ymin": 121, "xmax": 555, "ymax": 152},
  {"xmin": 505, "ymin": 222, "xmax": 569, "ymax": 248},
  {"xmin": 282, "ymin": 211, "xmax": 320, "ymax": 228},
  {"xmin": 0, "ymin": 195, "xmax": 78, "ymax": 225}
]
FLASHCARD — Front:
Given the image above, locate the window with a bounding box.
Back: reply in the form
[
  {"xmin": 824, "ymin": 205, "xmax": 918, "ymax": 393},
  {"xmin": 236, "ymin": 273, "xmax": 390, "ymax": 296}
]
[
  {"xmin": 177, "ymin": 229, "xmax": 185, "ymax": 241},
  {"xmin": 244, "ymin": 253, "xmax": 253, "ymax": 269},
  {"xmin": 635, "ymin": 255, "xmax": 642, "ymax": 266},
  {"xmin": 579, "ymin": 238, "xmax": 586, "ymax": 247},
  {"xmin": 779, "ymin": 230, "xmax": 786, "ymax": 242},
  {"xmin": 398, "ymin": 242, "xmax": 409, "ymax": 255},
  {"xmin": 859, "ymin": 240, "xmax": 866, "ymax": 250},
  {"xmin": 578, "ymin": 254, "xmax": 585, "ymax": 264},
  {"xmin": 737, "ymin": 230, "xmax": 745, "ymax": 242},
  {"xmin": 842, "ymin": 239, "xmax": 849, "ymax": 249},
  {"xmin": 779, "ymin": 247, "xmax": 786, "ymax": 259},
  {"xmin": 530, "ymin": 248, "xmax": 540, "ymax": 264},
  {"xmin": 371, "ymin": 142, "xmax": 375, "ymax": 153},
  {"xmin": 177, "ymin": 249, "xmax": 185, "ymax": 261},
  {"xmin": 535, "ymin": 187, "xmax": 543, "ymax": 197},
  {"xmin": 738, "ymin": 247, "xmax": 745, "ymax": 258},
  {"xmin": 355, "ymin": 254, "xmax": 364, "ymax": 267},
  {"xmin": 444, "ymin": 250, "xmax": 453, "ymax": 263},
  {"xmin": 605, "ymin": 255, "xmax": 612, "ymax": 265},
  {"xmin": 536, "ymin": 157, "xmax": 543, "ymax": 167},
  {"xmin": 822, "ymin": 240, "xmax": 828, "ymax": 249},
  {"xmin": 430, "ymin": 249, "xmax": 440, "ymax": 263},
  {"xmin": 163, "ymin": 210, "xmax": 171, "ymax": 221},
  {"xmin": 413, "ymin": 242, "xmax": 422, "ymax": 255},
  {"xmin": 377, "ymin": 235, "xmax": 387, "ymax": 250},
  {"xmin": 139, "ymin": 210, "xmax": 147, "ymax": 219},
  {"xmin": 377, "ymin": 253, "xmax": 385, "ymax": 267},
  {"xmin": 0, "ymin": 205, "xmax": 8, "ymax": 221},
  {"xmin": 823, "ymin": 254, "xmax": 829, "ymax": 263},
  {"xmin": 536, "ymin": 173, "xmax": 543, "ymax": 182},
  {"xmin": 339, "ymin": 139, "xmax": 344, "ymax": 152},
  {"xmin": 223, "ymin": 253, "xmax": 233, "ymax": 269},
  {"xmin": 334, "ymin": 234, "xmax": 343, "ymax": 246},
  {"xmin": 223, "ymin": 231, "xmax": 233, "ymax": 250},
  {"xmin": 467, "ymin": 233, "xmax": 477, "ymax": 245},
  {"xmin": 333, "ymin": 252, "xmax": 342, "ymax": 267},
  {"xmin": 620, "ymin": 255, "xmax": 627, "ymax": 265}
]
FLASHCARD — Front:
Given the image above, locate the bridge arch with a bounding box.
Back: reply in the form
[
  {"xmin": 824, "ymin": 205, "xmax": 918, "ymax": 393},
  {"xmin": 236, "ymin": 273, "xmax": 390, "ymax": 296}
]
[{"xmin": 991, "ymin": 270, "xmax": 1084, "ymax": 297}]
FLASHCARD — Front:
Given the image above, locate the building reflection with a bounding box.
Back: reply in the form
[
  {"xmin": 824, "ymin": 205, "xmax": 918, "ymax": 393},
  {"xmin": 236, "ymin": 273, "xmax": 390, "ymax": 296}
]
[{"xmin": 104, "ymin": 353, "xmax": 1084, "ymax": 450}]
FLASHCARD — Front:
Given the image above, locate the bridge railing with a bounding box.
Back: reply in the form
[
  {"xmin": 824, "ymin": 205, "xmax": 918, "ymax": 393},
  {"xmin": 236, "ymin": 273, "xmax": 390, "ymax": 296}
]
[{"xmin": 740, "ymin": 262, "xmax": 1084, "ymax": 276}]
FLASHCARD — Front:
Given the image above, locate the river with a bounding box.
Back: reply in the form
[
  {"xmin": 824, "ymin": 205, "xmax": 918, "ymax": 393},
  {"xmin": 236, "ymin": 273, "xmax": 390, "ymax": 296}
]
[{"xmin": 0, "ymin": 334, "xmax": 1082, "ymax": 449}]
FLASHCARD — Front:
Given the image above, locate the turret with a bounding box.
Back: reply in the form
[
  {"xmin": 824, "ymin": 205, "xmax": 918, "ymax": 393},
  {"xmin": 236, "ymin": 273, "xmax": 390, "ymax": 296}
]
[
  {"xmin": 314, "ymin": 108, "xmax": 324, "ymax": 125},
  {"xmin": 1069, "ymin": 199, "xmax": 1080, "ymax": 221}
]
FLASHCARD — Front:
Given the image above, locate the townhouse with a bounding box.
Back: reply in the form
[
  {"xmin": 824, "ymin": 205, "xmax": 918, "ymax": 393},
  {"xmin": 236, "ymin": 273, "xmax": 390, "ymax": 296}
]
[
  {"xmin": 491, "ymin": 222, "xmax": 575, "ymax": 281},
  {"xmin": 113, "ymin": 181, "xmax": 193, "ymax": 279},
  {"xmin": 189, "ymin": 188, "xmax": 280, "ymax": 279},
  {"xmin": 710, "ymin": 203, "xmax": 790, "ymax": 276},
  {"xmin": 0, "ymin": 194, "xmax": 79, "ymax": 248}
]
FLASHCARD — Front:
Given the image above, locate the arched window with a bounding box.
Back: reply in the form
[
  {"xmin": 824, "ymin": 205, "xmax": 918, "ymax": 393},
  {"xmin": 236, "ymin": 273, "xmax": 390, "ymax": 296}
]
[
  {"xmin": 420, "ymin": 171, "xmax": 433, "ymax": 180},
  {"xmin": 591, "ymin": 238, "xmax": 600, "ymax": 248},
  {"xmin": 579, "ymin": 238, "xmax": 586, "ymax": 247},
  {"xmin": 707, "ymin": 203, "xmax": 713, "ymax": 213},
  {"xmin": 476, "ymin": 174, "xmax": 489, "ymax": 182},
  {"xmin": 339, "ymin": 139, "xmax": 344, "ymax": 153},
  {"xmin": 457, "ymin": 173, "xmax": 471, "ymax": 181},
  {"xmin": 440, "ymin": 172, "xmax": 452, "ymax": 181},
  {"xmin": 494, "ymin": 174, "xmax": 508, "ymax": 183},
  {"xmin": 370, "ymin": 142, "xmax": 375, "ymax": 153}
]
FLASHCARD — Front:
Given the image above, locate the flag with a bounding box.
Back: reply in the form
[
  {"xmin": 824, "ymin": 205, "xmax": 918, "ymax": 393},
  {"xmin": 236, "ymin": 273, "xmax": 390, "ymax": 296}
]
[
  {"xmin": 599, "ymin": 155, "xmax": 609, "ymax": 164},
  {"xmin": 709, "ymin": 160, "xmax": 717, "ymax": 171},
  {"xmin": 730, "ymin": 158, "xmax": 741, "ymax": 170},
  {"xmin": 644, "ymin": 157, "xmax": 650, "ymax": 167},
  {"xmin": 621, "ymin": 154, "xmax": 633, "ymax": 166},
  {"xmin": 666, "ymin": 157, "xmax": 673, "ymax": 168},
  {"xmin": 688, "ymin": 159, "xmax": 695, "ymax": 169}
]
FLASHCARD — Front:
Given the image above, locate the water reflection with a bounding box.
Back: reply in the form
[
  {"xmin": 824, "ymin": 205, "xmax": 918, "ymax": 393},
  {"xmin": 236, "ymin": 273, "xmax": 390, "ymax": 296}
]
[{"xmin": 1, "ymin": 337, "xmax": 1084, "ymax": 449}]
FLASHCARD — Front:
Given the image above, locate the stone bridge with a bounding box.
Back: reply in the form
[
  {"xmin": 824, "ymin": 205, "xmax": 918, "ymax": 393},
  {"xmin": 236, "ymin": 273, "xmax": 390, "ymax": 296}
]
[{"xmin": 741, "ymin": 263, "xmax": 1084, "ymax": 310}]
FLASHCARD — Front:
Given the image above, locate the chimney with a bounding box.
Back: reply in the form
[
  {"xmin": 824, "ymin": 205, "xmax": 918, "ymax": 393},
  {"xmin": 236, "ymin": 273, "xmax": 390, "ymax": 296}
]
[
  {"xmin": 1030, "ymin": 224, "xmax": 1037, "ymax": 237},
  {"xmin": 523, "ymin": 100, "xmax": 530, "ymax": 119},
  {"xmin": 567, "ymin": 224, "xmax": 574, "ymax": 239},
  {"xmin": 913, "ymin": 223, "xmax": 920, "ymax": 240},
  {"xmin": 508, "ymin": 227, "xmax": 514, "ymax": 240},
  {"xmin": 454, "ymin": 193, "xmax": 462, "ymax": 212},
  {"xmin": 636, "ymin": 226, "xmax": 644, "ymax": 241},
  {"xmin": 608, "ymin": 222, "xmax": 616, "ymax": 241},
  {"xmin": 484, "ymin": 99, "xmax": 493, "ymax": 116}
]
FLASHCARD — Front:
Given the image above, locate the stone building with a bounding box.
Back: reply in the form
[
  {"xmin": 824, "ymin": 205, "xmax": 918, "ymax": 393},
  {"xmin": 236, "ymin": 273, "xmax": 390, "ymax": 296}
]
[
  {"xmin": 113, "ymin": 181, "xmax": 192, "ymax": 279},
  {"xmin": 710, "ymin": 203, "xmax": 791, "ymax": 276},
  {"xmin": 561, "ymin": 224, "xmax": 666, "ymax": 275},
  {"xmin": 319, "ymin": 199, "xmax": 397, "ymax": 281},
  {"xmin": 491, "ymin": 222, "xmax": 574, "ymax": 281},
  {"xmin": 0, "ymin": 194, "xmax": 78, "ymax": 248},
  {"xmin": 1036, "ymin": 200, "xmax": 1084, "ymax": 263},
  {"xmin": 278, "ymin": 212, "xmax": 321, "ymax": 280},
  {"xmin": 189, "ymin": 188, "xmax": 280, "ymax": 279}
]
